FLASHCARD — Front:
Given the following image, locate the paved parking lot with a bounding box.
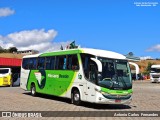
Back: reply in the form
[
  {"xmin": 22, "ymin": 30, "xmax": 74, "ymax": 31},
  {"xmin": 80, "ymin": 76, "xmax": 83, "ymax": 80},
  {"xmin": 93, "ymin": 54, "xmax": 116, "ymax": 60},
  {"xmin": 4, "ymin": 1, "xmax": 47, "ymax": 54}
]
[{"xmin": 0, "ymin": 80, "xmax": 160, "ymax": 120}]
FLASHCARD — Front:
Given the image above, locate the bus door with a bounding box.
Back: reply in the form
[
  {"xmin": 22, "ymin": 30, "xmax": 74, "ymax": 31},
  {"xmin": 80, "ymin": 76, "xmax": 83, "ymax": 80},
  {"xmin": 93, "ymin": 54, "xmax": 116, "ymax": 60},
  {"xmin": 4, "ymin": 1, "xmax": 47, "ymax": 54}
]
[{"xmin": 86, "ymin": 61, "xmax": 97, "ymax": 102}]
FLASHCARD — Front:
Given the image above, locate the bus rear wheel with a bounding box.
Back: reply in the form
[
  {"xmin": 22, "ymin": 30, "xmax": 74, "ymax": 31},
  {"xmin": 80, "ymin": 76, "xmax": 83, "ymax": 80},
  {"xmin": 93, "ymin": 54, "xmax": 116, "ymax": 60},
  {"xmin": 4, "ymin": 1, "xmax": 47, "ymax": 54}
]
[
  {"xmin": 71, "ymin": 89, "xmax": 81, "ymax": 106},
  {"xmin": 31, "ymin": 84, "xmax": 36, "ymax": 96}
]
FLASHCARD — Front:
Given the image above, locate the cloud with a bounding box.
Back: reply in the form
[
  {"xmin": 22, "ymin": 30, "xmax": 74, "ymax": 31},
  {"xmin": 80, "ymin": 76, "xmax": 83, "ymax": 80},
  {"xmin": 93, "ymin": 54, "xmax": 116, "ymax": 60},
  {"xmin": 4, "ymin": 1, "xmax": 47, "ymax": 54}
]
[
  {"xmin": 0, "ymin": 29, "xmax": 70, "ymax": 52},
  {"xmin": 0, "ymin": 7, "xmax": 15, "ymax": 17},
  {"xmin": 140, "ymin": 56, "xmax": 153, "ymax": 60},
  {"xmin": 7, "ymin": 29, "xmax": 57, "ymax": 47},
  {"xmin": 146, "ymin": 44, "xmax": 160, "ymax": 52}
]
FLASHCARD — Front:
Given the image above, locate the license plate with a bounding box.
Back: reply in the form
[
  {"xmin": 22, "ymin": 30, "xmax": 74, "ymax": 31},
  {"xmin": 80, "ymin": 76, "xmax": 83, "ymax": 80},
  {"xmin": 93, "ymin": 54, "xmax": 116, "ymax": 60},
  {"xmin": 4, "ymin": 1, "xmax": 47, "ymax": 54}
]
[{"xmin": 115, "ymin": 99, "xmax": 121, "ymax": 103}]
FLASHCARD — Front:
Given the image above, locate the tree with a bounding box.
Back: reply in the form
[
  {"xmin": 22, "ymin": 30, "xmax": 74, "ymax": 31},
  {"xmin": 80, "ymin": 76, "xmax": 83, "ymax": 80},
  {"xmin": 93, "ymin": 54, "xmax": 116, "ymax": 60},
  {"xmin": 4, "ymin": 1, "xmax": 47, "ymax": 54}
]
[
  {"xmin": 8, "ymin": 47, "xmax": 18, "ymax": 53},
  {"xmin": 143, "ymin": 62, "xmax": 154, "ymax": 75},
  {"xmin": 128, "ymin": 52, "xmax": 134, "ymax": 56},
  {"xmin": 0, "ymin": 46, "xmax": 3, "ymax": 50},
  {"xmin": 0, "ymin": 46, "xmax": 4, "ymax": 53}
]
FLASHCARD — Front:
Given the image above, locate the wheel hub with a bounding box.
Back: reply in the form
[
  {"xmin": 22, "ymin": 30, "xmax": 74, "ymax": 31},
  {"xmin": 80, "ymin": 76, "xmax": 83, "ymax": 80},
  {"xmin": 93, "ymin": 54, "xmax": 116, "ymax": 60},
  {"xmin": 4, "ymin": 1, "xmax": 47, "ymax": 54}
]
[{"xmin": 74, "ymin": 93, "xmax": 79, "ymax": 101}]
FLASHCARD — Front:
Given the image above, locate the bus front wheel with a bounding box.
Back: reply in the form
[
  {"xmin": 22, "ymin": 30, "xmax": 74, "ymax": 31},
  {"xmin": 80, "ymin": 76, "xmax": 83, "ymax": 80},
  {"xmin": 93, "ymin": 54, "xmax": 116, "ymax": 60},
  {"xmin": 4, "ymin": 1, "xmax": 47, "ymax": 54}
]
[
  {"xmin": 31, "ymin": 84, "xmax": 36, "ymax": 96},
  {"xmin": 71, "ymin": 89, "xmax": 81, "ymax": 106}
]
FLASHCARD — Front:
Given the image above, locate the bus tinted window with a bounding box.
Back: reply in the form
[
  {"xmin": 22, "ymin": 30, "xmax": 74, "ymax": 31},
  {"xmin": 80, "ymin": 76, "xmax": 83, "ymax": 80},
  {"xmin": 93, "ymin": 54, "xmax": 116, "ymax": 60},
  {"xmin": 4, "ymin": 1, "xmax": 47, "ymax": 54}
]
[
  {"xmin": 46, "ymin": 57, "xmax": 55, "ymax": 70},
  {"xmin": 28, "ymin": 58, "xmax": 37, "ymax": 69},
  {"xmin": 55, "ymin": 56, "xmax": 67, "ymax": 70},
  {"xmin": 22, "ymin": 58, "xmax": 29, "ymax": 69},
  {"xmin": 37, "ymin": 57, "xmax": 45, "ymax": 69},
  {"xmin": 0, "ymin": 69, "xmax": 9, "ymax": 74},
  {"xmin": 67, "ymin": 55, "xmax": 79, "ymax": 70}
]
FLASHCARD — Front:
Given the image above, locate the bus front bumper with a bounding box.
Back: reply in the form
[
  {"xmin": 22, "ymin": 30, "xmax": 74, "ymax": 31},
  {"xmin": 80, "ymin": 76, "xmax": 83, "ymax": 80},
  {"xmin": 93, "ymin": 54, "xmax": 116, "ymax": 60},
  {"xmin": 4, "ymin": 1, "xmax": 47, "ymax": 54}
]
[
  {"xmin": 96, "ymin": 93, "xmax": 132, "ymax": 105},
  {"xmin": 151, "ymin": 78, "xmax": 160, "ymax": 83},
  {"xmin": 96, "ymin": 97, "xmax": 132, "ymax": 105}
]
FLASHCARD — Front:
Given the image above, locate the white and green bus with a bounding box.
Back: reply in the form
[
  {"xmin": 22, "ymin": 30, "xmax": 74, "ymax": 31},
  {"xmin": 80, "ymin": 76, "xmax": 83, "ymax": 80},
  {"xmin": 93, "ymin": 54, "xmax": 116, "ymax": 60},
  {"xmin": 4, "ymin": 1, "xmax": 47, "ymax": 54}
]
[{"xmin": 20, "ymin": 48, "xmax": 132, "ymax": 105}]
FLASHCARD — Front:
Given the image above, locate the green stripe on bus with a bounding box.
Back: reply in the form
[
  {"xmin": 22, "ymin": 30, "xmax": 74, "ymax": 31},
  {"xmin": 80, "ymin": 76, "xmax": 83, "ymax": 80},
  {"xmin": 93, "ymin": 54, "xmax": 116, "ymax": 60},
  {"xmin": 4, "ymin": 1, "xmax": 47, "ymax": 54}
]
[
  {"xmin": 60, "ymin": 72, "xmax": 77, "ymax": 96},
  {"xmin": 101, "ymin": 87, "xmax": 132, "ymax": 95},
  {"xmin": 40, "ymin": 49, "xmax": 82, "ymax": 57}
]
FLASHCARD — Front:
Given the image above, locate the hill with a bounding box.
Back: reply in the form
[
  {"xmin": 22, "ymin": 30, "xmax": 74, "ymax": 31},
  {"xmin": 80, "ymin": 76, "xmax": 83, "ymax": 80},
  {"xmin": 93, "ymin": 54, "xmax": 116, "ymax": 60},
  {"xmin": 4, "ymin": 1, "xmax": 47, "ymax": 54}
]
[
  {"xmin": 134, "ymin": 60, "xmax": 160, "ymax": 73},
  {"xmin": 0, "ymin": 53, "xmax": 24, "ymax": 59}
]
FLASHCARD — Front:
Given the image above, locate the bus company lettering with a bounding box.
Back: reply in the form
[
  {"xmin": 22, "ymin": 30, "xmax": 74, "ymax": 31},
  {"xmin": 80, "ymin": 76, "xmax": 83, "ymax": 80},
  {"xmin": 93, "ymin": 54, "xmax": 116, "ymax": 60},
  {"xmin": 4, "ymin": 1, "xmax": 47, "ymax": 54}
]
[
  {"xmin": 48, "ymin": 74, "xmax": 59, "ymax": 78},
  {"xmin": 59, "ymin": 74, "xmax": 69, "ymax": 78},
  {"xmin": 48, "ymin": 74, "xmax": 69, "ymax": 78}
]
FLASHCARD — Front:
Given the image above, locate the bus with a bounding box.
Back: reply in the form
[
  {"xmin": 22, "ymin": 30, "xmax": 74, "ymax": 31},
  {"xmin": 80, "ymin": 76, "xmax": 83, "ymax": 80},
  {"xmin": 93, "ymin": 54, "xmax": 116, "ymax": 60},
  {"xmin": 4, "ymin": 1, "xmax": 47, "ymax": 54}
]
[
  {"xmin": 150, "ymin": 65, "xmax": 160, "ymax": 83},
  {"xmin": 20, "ymin": 48, "xmax": 132, "ymax": 105},
  {"xmin": 0, "ymin": 68, "xmax": 12, "ymax": 86}
]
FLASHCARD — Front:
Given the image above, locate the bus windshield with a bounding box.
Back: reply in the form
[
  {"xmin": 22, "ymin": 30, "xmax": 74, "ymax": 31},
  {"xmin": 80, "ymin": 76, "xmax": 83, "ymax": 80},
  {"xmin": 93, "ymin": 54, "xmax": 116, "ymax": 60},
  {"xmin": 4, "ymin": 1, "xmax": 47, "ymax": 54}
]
[
  {"xmin": 0, "ymin": 69, "xmax": 9, "ymax": 74},
  {"xmin": 97, "ymin": 58, "xmax": 132, "ymax": 90},
  {"xmin": 151, "ymin": 68, "xmax": 160, "ymax": 73}
]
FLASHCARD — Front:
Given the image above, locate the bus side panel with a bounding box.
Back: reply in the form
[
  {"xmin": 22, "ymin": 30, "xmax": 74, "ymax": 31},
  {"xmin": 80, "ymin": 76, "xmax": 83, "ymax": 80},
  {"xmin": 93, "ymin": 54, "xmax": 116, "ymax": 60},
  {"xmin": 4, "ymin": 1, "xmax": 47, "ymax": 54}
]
[{"xmin": 26, "ymin": 70, "xmax": 78, "ymax": 97}]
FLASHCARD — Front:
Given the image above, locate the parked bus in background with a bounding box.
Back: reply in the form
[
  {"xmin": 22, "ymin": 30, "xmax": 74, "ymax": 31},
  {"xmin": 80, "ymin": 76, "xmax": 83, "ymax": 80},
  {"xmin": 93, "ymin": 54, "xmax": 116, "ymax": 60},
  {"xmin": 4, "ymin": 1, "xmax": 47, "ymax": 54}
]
[
  {"xmin": 0, "ymin": 68, "xmax": 12, "ymax": 86},
  {"xmin": 20, "ymin": 48, "xmax": 132, "ymax": 105},
  {"xmin": 150, "ymin": 65, "xmax": 160, "ymax": 83},
  {"xmin": 0, "ymin": 68, "xmax": 20, "ymax": 87}
]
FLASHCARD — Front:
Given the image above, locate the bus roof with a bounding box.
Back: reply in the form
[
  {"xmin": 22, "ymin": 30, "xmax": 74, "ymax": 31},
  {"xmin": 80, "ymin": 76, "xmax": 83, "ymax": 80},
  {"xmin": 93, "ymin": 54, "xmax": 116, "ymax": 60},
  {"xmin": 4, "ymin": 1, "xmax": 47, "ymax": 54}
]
[
  {"xmin": 151, "ymin": 65, "xmax": 160, "ymax": 68},
  {"xmin": 23, "ymin": 53, "xmax": 41, "ymax": 58},
  {"xmin": 23, "ymin": 48, "xmax": 126, "ymax": 60},
  {"xmin": 80, "ymin": 48, "xmax": 126, "ymax": 59}
]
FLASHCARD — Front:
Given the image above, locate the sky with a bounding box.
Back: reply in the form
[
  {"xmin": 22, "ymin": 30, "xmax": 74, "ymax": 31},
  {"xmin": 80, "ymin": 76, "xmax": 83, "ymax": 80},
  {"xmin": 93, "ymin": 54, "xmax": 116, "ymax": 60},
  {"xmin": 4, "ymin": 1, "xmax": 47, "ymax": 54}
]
[{"xmin": 0, "ymin": 0, "xmax": 160, "ymax": 59}]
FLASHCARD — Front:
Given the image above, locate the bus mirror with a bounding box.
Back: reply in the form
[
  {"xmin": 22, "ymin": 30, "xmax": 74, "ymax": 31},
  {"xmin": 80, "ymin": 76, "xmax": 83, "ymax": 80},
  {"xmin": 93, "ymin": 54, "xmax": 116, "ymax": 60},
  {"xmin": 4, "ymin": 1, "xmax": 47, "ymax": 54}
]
[{"xmin": 90, "ymin": 58, "xmax": 102, "ymax": 72}]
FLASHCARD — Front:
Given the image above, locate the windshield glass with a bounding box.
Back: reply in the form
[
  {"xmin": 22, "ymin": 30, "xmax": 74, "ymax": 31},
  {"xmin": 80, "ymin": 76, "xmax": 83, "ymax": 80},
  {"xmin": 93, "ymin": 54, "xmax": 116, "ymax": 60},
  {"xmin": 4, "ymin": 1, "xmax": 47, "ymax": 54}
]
[
  {"xmin": 97, "ymin": 57, "xmax": 132, "ymax": 90},
  {"xmin": 151, "ymin": 68, "xmax": 160, "ymax": 73},
  {"xmin": 0, "ymin": 69, "xmax": 9, "ymax": 74}
]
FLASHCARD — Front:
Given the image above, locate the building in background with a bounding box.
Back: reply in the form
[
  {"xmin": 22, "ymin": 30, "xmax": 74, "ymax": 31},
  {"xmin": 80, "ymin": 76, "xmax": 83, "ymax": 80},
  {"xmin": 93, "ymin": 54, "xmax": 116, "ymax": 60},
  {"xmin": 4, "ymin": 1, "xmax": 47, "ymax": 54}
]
[{"xmin": 16, "ymin": 50, "xmax": 39, "ymax": 55}]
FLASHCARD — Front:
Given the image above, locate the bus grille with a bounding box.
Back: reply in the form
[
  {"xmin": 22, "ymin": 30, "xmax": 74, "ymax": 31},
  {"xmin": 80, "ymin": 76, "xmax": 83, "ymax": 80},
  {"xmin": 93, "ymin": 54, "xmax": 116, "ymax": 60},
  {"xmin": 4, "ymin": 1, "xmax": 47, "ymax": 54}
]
[
  {"xmin": 102, "ymin": 94, "xmax": 131, "ymax": 100},
  {"xmin": 152, "ymin": 75, "xmax": 160, "ymax": 78}
]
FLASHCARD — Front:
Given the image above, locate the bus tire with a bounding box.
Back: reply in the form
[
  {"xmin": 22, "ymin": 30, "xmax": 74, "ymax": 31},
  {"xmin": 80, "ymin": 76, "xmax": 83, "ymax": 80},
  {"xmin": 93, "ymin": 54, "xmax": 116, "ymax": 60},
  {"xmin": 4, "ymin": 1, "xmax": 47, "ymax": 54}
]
[
  {"xmin": 71, "ymin": 89, "xmax": 81, "ymax": 106},
  {"xmin": 31, "ymin": 83, "xmax": 36, "ymax": 96}
]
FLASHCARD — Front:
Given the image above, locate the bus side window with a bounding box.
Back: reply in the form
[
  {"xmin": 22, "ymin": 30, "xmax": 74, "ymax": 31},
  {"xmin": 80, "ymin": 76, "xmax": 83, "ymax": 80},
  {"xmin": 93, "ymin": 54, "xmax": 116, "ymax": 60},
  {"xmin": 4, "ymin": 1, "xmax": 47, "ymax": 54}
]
[
  {"xmin": 46, "ymin": 57, "xmax": 55, "ymax": 70},
  {"xmin": 72, "ymin": 55, "xmax": 79, "ymax": 70},
  {"xmin": 37, "ymin": 57, "xmax": 45, "ymax": 69},
  {"xmin": 28, "ymin": 58, "xmax": 35, "ymax": 69},
  {"xmin": 67, "ymin": 56, "xmax": 72, "ymax": 70},
  {"xmin": 50, "ymin": 57, "xmax": 55, "ymax": 69},
  {"xmin": 22, "ymin": 58, "xmax": 29, "ymax": 69},
  {"xmin": 46, "ymin": 57, "xmax": 51, "ymax": 69},
  {"xmin": 29, "ymin": 58, "xmax": 37, "ymax": 69},
  {"xmin": 67, "ymin": 54, "xmax": 79, "ymax": 70},
  {"xmin": 63, "ymin": 58, "xmax": 67, "ymax": 69},
  {"xmin": 55, "ymin": 56, "xmax": 66, "ymax": 70}
]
